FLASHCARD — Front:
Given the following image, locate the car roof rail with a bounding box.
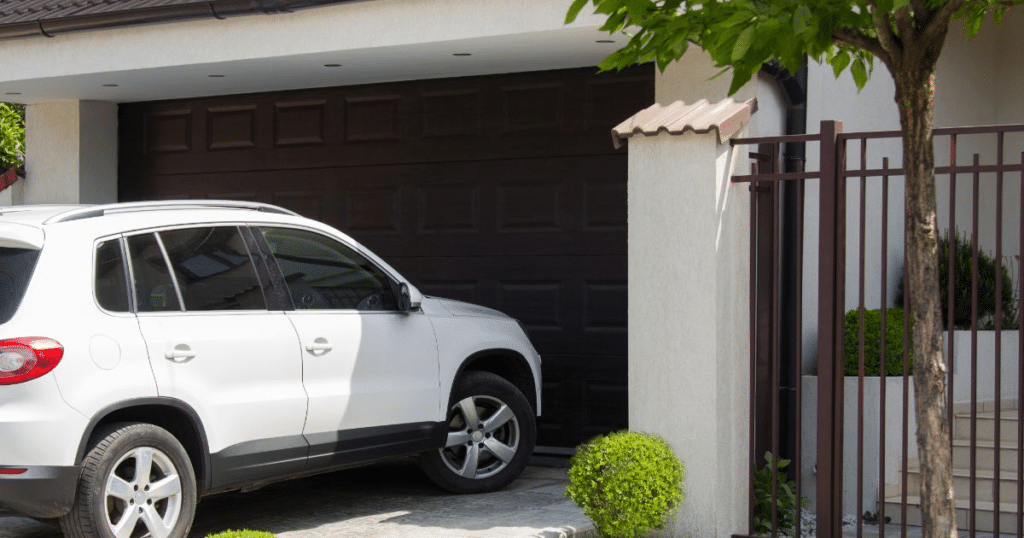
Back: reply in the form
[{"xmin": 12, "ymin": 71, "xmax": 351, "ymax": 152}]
[
  {"xmin": 43, "ymin": 200, "xmax": 300, "ymax": 224},
  {"xmin": 0, "ymin": 204, "xmax": 84, "ymax": 216}
]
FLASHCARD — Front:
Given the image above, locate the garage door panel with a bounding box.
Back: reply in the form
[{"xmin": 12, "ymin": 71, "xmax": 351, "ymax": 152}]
[
  {"xmin": 394, "ymin": 255, "xmax": 627, "ymax": 358},
  {"xmin": 539, "ymin": 354, "xmax": 628, "ymax": 447},
  {"xmin": 120, "ymin": 66, "xmax": 652, "ymax": 448},
  {"xmin": 120, "ymin": 69, "xmax": 649, "ymax": 176}
]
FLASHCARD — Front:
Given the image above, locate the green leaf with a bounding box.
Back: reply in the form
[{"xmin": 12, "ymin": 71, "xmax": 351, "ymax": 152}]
[
  {"xmin": 565, "ymin": 0, "xmax": 591, "ymax": 24},
  {"xmin": 831, "ymin": 49, "xmax": 851, "ymax": 78},
  {"xmin": 732, "ymin": 25, "xmax": 755, "ymax": 62},
  {"xmin": 964, "ymin": 9, "xmax": 984, "ymax": 38},
  {"xmin": 792, "ymin": 5, "xmax": 813, "ymax": 34},
  {"xmin": 851, "ymin": 56, "xmax": 868, "ymax": 89}
]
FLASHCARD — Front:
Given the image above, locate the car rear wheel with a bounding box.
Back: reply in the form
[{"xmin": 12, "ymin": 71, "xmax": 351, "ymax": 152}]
[
  {"xmin": 60, "ymin": 423, "xmax": 196, "ymax": 538},
  {"xmin": 421, "ymin": 371, "xmax": 536, "ymax": 493}
]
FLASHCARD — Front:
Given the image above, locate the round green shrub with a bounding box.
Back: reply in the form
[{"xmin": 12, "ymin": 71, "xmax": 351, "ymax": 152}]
[
  {"xmin": 895, "ymin": 231, "xmax": 1020, "ymax": 330},
  {"xmin": 843, "ymin": 307, "xmax": 912, "ymax": 376},
  {"xmin": 565, "ymin": 430, "xmax": 685, "ymax": 538},
  {"xmin": 205, "ymin": 530, "xmax": 277, "ymax": 538}
]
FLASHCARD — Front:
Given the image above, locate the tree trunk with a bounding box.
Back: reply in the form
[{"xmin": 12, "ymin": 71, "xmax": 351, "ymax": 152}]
[{"xmin": 893, "ymin": 68, "xmax": 957, "ymax": 538}]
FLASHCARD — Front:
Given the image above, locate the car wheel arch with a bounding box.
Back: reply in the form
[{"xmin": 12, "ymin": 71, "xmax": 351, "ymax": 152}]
[
  {"xmin": 76, "ymin": 398, "xmax": 211, "ymax": 492},
  {"xmin": 452, "ymin": 349, "xmax": 538, "ymax": 416}
]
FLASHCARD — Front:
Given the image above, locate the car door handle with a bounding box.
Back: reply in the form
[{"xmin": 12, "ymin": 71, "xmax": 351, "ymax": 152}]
[
  {"xmin": 165, "ymin": 344, "xmax": 196, "ymax": 362},
  {"xmin": 304, "ymin": 338, "xmax": 332, "ymax": 353}
]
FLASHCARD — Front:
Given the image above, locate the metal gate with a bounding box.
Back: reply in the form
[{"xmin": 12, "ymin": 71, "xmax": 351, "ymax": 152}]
[{"xmin": 732, "ymin": 121, "xmax": 1024, "ymax": 538}]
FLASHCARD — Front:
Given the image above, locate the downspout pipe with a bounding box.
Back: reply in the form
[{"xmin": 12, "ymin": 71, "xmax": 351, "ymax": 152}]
[
  {"xmin": 0, "ymin": 0, "xmax": 354, "ymax": 41},
  {"xmin": 760, "ymin": 60, "xmax": 808, "ymax": 477}
]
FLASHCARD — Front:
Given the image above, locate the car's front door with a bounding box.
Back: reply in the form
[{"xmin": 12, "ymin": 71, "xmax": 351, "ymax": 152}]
[
  {"xmin": 128, "ymin": 226, "xmax": 309, "ymax": 488},
  {"xmin": 254, "ymin": 226, "xmax": 440, "ymax": 469}
]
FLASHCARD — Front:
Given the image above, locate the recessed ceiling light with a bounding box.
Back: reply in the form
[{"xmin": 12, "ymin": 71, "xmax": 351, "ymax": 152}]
[
  {"xmin": 208, "ymin": 74, "xmax": 225, "ymax": 78},
  {"xmin": 102, "ymin": 84, "xmax": 119, "ymax": 87},
  {"xmin": 324, "ymin": 63, "xmax": 341, "ymax": 67},
  {"xmin": 596, "ymin": 39, "xmax": 615, "ymax": 43},
  {"xmin": 453, "ymin": 53, "xmax": 471, "ymax": 57},
  {"xmin": 4, "ymin": 92, "xmax": 21, "ymax": 95}
]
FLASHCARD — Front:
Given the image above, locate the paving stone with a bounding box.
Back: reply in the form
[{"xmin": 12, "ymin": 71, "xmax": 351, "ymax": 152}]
[{"xmin": 0, "ymin": 464, "xmax": 593, "ymax": 538}]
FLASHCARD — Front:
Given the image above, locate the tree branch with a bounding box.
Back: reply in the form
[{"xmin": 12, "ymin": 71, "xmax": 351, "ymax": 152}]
[
  {"xmin": 922, "ymin": 0, "xmax": 966, "ymax": 42},
  {"xmin": 834, "ymin": 27, "xmax": 894, "ymax": 69},
  {"xmin": 869, "ymin": 0, "xmax": 904, "ymax": 68}
]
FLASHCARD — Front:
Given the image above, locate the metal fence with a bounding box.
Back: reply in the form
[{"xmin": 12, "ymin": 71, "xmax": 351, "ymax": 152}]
[{"xmin": 730, "ymin": 120, "xmax": 1024, "ymax": 538}]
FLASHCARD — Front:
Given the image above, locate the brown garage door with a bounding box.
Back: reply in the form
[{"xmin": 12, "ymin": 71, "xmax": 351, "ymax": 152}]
[{"xmin": 118, "ymin": 66, "xmax": 653, "ymax": 448}]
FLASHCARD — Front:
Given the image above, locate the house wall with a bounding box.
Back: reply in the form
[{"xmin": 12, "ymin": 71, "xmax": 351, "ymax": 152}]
[
  {"xmin": 0, "ymin": 0, "xmax": 614, "ymax": 102},
  {"xmin": 802, "ymin": 13, "xmax": 1024, "ymax": 375},
  {"xmin": 22, "ymin": 100, "xmax": 117, "ymax": 205}
]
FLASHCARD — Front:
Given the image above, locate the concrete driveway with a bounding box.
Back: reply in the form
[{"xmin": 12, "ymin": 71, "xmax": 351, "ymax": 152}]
[{"xmin": 0, "ymin": 461, "xmax": 594, "ymax": 538}]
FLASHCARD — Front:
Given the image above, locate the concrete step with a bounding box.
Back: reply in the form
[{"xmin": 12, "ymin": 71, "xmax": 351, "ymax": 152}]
[
  {"xmin": 952, "ymin": 439, "xmax": 1021, "ymax": 473},
  {"xmin": 954, "ymin": 410, "xmax": 1022, "ymax": 444},
  {"xmin": 903, "ymin": 466, "xmax": 1022, "ymax": 504},
  {"xmin": 883, "ymin": 495, "xmax": 1024, "ymax": 533}
]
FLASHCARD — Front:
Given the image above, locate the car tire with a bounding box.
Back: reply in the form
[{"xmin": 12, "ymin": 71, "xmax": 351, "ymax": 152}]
[
  {"xmin": 421, "ymin": 371, "xmax": 536, "ymax": 494},
  {"xmin": 60, "ymin": 423, "xmax": 197, "ymax": 538}
]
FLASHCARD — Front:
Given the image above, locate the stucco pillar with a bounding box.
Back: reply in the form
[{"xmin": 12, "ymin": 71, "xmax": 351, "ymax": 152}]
[
  {"xmin": 627, "ymin": 130, "xmax": 750, "ymax": 537},
  {"xmin": 22, "ymin": 100, "xmax": 117, "ymax": 204}
]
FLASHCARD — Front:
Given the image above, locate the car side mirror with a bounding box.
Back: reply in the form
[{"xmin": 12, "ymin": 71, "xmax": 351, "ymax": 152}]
[{"xmin": 398, "ymin": 283, "xmax": 412, "ymax": 313}]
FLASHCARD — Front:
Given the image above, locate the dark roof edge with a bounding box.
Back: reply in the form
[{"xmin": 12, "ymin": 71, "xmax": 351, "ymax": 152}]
[{"xmin": 0, "ymin": 0, "xmax": 355, "ymax": 41}]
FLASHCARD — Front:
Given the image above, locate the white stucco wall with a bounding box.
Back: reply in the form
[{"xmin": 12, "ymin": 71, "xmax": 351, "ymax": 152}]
[
  {"xmin": 23, "ymin": 100, "xmax": 117, "ymax": 204},
  {"xmin": 627, "ymin": 128, "xmax": 751, "ymax": 538},
  {"xmin": 0, "ymin": 0, "xmax": 619, "ymax": 103},
  {"xmin": 622, "ymin": 53, "xmax": 787, "ymax": 537}
]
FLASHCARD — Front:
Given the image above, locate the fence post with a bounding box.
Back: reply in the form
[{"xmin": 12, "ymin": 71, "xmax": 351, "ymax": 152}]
[{"xmin": 816, "ymin": 119, "xmax": 845, "ymax": 538}]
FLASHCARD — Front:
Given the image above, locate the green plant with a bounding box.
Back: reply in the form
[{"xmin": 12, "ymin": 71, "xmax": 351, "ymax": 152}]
[
  {"xmin": 896, "ymin": 231, "xmax": 1020, "ymax": 330},
  {"xmin": 205, "ymin": 530, "xmax": 277, "ymax": 538},
  {"xmin": 753, "ymin": 452, "xmax": 803, "ymax": 537},
  {"xmin": 843, "ymin": 307, "xmax": 913, "ymax": 376},
  {"xmin": 0, "ymin": 103, "xmax": 24, "ymax": 171},
  {"xmin": 566, "ymin": 430, "xmax": 685, "ymax": 538},
  {"xmin": 939, "ymin": 231, "xmax": 1018, "ymax": 330}
]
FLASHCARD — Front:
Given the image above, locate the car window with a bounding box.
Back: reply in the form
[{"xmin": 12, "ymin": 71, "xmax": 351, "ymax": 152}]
[
  {"xmin": 0, "ymin": 247, "xmax": 40, "ymax": 324},
  {"xmin": 127, "ymin": 233, "xmax": 182, "ymax": 312},
  {"xmin": 259, "ymin": 227, "xmax": 397, "ymax": 311},
  {"xmin": 95, "ymin": 239, "xmax": 130, "ymax": 312},
  {"xmin": 158, "ymin": 227, "xmax": 267, "ymax": 311}
]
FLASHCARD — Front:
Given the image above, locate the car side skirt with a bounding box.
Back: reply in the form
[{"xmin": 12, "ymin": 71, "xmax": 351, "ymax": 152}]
[{"xmin": 208, "ymin": 421, "xmax": 447, "ymax": 492}]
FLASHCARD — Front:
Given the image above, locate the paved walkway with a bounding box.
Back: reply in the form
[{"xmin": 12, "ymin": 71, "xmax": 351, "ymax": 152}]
[{"xmin": 0, "ymin": 462, "xmax": 594, "ymax": 538}]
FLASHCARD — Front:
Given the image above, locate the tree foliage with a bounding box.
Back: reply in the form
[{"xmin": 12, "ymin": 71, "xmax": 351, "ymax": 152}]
[
  {"xmin": 566, "ymin": 0, "xmax": 1021, "ymax": 95},
  {"xmin": 0, "ymin": 103, "xmax": 25, "ymax": 172}
]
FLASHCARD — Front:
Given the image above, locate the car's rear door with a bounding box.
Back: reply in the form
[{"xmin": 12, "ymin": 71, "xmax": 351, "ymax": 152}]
[
  {"xmin": 253, "ymin": 226, "xmax": 441, "ymax": 469},
  {"xmin": 129, "ymin": 225, "xmax": 309, "ymax": 488}
]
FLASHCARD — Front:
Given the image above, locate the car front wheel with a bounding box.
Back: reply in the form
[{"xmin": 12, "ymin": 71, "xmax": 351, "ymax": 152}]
[
  {"xmin": 421, "ymin": 371, "xmax": 536, "ymax": 493},
  {"xmin": 60, "ymin": 423, "xmax": 196, "ymax": 538}
]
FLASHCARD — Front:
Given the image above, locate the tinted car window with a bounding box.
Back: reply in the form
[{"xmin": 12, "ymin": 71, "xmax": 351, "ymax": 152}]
[
  {"xmin": 259, "ymin": 227, "xmax": 397, "ymax": 311},
  {"xmin": 95, "ymin": 239, "xmax": 130, "ymax": 312},
  {"xmin": 159, "ymin": 227, "xmax": 266, "ymax": 311},
  {"xmin": 128, "ymin": 233, "xmax": 181, "ymax": 312},
  {"xmin": 0, "ymin": 247, "xmax": 40, "ymax": 324}
]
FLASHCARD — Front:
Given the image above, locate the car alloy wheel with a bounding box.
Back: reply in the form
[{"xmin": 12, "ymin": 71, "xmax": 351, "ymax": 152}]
[
  {"xmin": 103, "ymin": 446, "xmax": 184, "ymax": 538},
  {"xmin": 439, "ymin": 394, "xmax": 521, "ymax": 480}
]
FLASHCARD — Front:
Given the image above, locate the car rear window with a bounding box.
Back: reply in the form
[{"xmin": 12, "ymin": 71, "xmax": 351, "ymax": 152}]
[{"xmin": 0, "ymin": 247, "xmax": 41, "ymax": 324}]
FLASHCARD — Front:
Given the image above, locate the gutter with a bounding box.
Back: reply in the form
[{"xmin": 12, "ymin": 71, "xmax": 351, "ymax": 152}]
[
  {"xmin": 760, "ymin": 59, "xmax": 809, "ymax": 477},
  {"xmin": 0, "ymin": 0, "xmax": 355, "ymax": 41}
]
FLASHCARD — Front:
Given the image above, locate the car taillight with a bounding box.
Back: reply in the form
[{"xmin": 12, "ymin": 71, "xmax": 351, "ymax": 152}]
[
  {"xmin": 0, "ymin": 337, "xmax": 63, "ymax": 385},
  {"xmin": 0, "ymin": 468, "xmax": 27, "ymax": 475}
]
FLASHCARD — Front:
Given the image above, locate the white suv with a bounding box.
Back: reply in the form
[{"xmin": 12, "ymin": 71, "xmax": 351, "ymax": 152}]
[{"xmin": 0, "ymin": 201, "xmax": 541, "ymax": 538}]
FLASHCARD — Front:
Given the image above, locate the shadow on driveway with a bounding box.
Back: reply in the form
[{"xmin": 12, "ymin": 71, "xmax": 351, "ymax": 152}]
[{"xmin": 1, "ymin": 462, "xmax": 593, "ymax": 538}]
